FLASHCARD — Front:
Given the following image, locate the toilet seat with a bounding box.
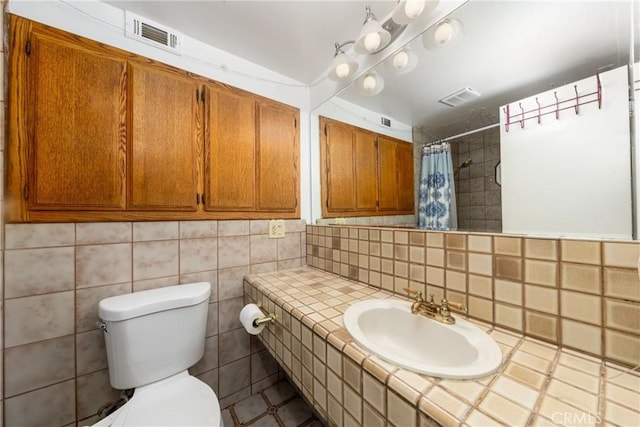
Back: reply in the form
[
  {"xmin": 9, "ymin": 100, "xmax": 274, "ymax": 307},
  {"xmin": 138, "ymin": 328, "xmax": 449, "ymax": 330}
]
[{"xmin": 94, "ymin": 371, "xmax": 222, "ymax": 427}]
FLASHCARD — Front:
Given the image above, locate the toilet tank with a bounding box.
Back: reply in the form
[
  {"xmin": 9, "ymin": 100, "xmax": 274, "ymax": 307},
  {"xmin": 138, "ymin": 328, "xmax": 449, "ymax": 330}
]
[{"xmin": 99, "ymin": 282, "xmax": 211, "ymax": 390}]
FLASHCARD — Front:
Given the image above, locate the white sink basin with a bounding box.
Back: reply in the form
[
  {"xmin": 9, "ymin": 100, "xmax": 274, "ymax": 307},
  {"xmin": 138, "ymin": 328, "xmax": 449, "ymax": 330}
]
[{"xmin": 343, "ymin": 299, "xmax": 502, "ymax": 379}]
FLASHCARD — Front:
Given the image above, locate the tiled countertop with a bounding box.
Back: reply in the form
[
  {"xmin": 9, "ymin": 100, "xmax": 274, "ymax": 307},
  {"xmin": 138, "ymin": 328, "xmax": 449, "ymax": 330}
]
[{"xmin": 244, "ymin": 267, "xmax": 639, "ymax": 427}]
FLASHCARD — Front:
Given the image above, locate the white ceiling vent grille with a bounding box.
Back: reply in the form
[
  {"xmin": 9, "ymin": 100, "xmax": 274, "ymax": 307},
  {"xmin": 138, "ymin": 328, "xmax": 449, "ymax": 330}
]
[
  {"xmin": 125, "ymin": 11, "xmax": 182, "ymax": 55},
  {"xmin": 438, "ymin": 87, "xmax": 481, "ymax": 107}
]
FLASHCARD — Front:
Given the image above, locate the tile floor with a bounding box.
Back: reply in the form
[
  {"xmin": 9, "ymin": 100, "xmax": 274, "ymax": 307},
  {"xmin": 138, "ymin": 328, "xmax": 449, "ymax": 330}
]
[{"xmin": 221, "ymin": 380, "xmax": 324, "ymax": 427}]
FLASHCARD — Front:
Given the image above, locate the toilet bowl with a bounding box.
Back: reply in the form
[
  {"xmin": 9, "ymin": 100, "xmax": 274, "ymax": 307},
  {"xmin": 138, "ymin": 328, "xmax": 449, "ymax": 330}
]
[{"xmin": 93, "ymin": 282, "xmax": 222, "ymax": 427}]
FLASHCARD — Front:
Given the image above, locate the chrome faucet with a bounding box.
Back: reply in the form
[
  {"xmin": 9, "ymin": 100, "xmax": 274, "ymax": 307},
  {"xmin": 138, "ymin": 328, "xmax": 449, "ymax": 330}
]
[{"xmin": 403, "ymin": 288, "xmax": 466, "ymax": 325}]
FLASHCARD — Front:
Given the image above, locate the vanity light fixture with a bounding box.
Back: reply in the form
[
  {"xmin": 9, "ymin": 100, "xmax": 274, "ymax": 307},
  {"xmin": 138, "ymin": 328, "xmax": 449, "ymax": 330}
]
[
  {"xmin": 354, "ymin": 6, "xmax": 392, "ymax": 54},
  {"xmin": 357, "ymin": 70, "xmax": 385, "ymax": 96},
  {"xmin": 423, "ymin": 18, "xmax": 464, "ymax": 50},
  {"xmin": 328, "ymin": 41, "xmax": 359, "ymax": 81},
  {"xmin": 391, "ymin": 0, "xmax": 439, "ymax": 25},
  {"xmin": 387, "ymin": 47, "xmax": 418, "ymax": 74}
]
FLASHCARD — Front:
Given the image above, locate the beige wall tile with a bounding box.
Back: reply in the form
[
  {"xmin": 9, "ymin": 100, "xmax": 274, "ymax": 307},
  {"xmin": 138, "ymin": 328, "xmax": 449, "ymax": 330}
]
[
  {"xmin": 179, "ymin": 220, "xmax": 218, "ymax": 239},
  {"xmin": 409, "ymin": 231, "xmax": 425, "ymax": 247},
  {"xmin": 495, "ymin": 303, "xmax": 523, "ymax": 331},
  {"xmin": 525, "ymin": 285, "xmax": 558, "ymax": 315},
  {"xmin": 446, "ymin": 233, "xmax": 466, "ymax": 250},
  {"xmin": 5, "ymin": 223, "xmax": 74, "ymax": 249},
  {"xmin": 250, "ymin": 235, "xmax": 278, "ymax": 264},
  {"xmin": 76, "ymin": 329, "xmax": 108, "ymax": 376},
  {"xmin": 76, "ymin": 369, "xmax": 120, "ymax": 420},
  {"xmin": 491, "ymin": 376, "xmax": 538, "ymax": 410},
  {"xmin": 4, "ymin": 379, "xmax": 75, "ymax": 427},
  {"xmin": 76, "ymin": 222, "xmax": 131, "ymax": 244},
  {"xmin": 605, "ymin": 330, "xmax": 640, "ymax": 367},
  {"xmin": 76, "ymin": 243, "xmax": 132, "ymax": 288},
  {"xmin": 4, "ymin": 335, "xmax": 74, "ymax": 397},
  {"xmin": 560, "ymin": 263, "xmax": 602, "ymax": 294},
  {"xmin": 426, "ymin": 247, "xmax": 444, "ymax": 267},
  {"xmin": 524, "ymin": 238, "xmax": 558, "ymax": 260},
  {"xmin": 218, "ymin": 220, "xmax": 250, "ymax": 236},
  {"xmin": 409, "ymin": 246, "xmax": 425, "ymax": 264},
  {"xmin": 468, "ymin": 296, "xmax": 493, "ymax": 323},
  {"xmin": 477, "ymin": 391, "xmax": 530, "ymax": 426},
  {"xmin": 603, "ymin": 242, "xmax": 639, "ymax": 268},
  {"xmin": 525, "ymin": 311, "xmax": 558, "ymax": 342},
  {"xmin": 343, "ymin": 383, "xmax": 362, "ymax": 423},
  {"xmin": 561, "ymin": 240, "xmax": 601, "ymax": 265},
  {"xmin": 604, "ymin": 299, "xmax": 640, "ymax": 334},
  {"xmin": 446, "ymin": 251, "xmax": 466, "ymax": 271},
  {"xmin": 394, "ymin": 230, "xmax": 409, "ymax": 245},
  {"xmin": 219, "ymin": 328, "xmax": 250, "ymax": 366},
  {"xmin": 495, "ymin": 256, "xmax": 522, "ymax": 281},
  {"xmin": 494, "ymin": 236, "xmax": 522, "ymax": 256},
  {"xmin": 133, "ymin": 240, "xmax": 179, "ymax": 281},
  {"xmin": 561, "ymin": 291, "xmax": 602, "ymax": 325},
  {"xmin": 5, "ymin": 247, "xmax": 75, "ymax": 298},
  {"xmin": 278, "ymin": 232, "xmax": 302, "ymax": 260},
  {"xmin": 426, "ymin": 232, "xmax": 444, "ymax": 248},
  {"xmin": 5, "ymin": 291, "xmax": 74, "ymax": 347},
  {"xmin": 388, "ymin": 390, "xmax": 417, "ymax": 427},
  {"xmin": 561, "ymin": 319, "xmax": 602, "ymax": 357},
  {"xmin": 363, "ymin": 403, "xmax": 385, "ymax": 427},
  {"xmin": 524, "ymin": 259, "xmax": 557, "ymax": 287},
  {"xmin": 426, "ymin": 266, "xmax": 445, "ymax": 287},
  {"xmin": 468, "ymin": 235, "xmax": 492, "ymax": 253},
  {"xmin": 381, "ymin": 230, "xmax": 394, "ymax": 243},
  {"xmin": 218, "ymin": 266, "xmax": 248, "ymax": 301},
  {"xmin": 180, "ymin": 237, "xmax": 218, "ymax": 273},
  {"xmin": 604, "ymin": 267, "xmax": 640, "ymax": 301},
  {"xmin": 133, "ymin": 221, "xmax": 179, "ymax": 241},
  {"xmin": 495, "ymin": 279, "xmax": 522, "ymax": 305},
  {"xmin": 446, "ymin": 270, "xmax": 466, "ymax": 292},
  {"xmin": 468, "ymin": 253, "xmax": 492, "ymax": 276},
  {"xmin": 468, "ymin": 274, "xmax": 492, "ymax": 298},
  {"xmin": 503, "ymin": 362, "xmax": 546, "ymax": 390}
]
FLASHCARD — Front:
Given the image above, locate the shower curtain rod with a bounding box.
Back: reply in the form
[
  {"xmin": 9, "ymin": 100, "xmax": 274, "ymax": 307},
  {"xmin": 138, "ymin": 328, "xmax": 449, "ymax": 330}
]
[{"xmin": 425, "ymin": 122, "xmax": 500, "ymax": 146}]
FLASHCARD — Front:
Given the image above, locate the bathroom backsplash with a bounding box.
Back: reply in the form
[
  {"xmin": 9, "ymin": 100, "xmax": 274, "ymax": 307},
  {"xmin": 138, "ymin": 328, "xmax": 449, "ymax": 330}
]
[{"xmin": 306, "ymin": 225, "xmax": 640, "ymax": 367}]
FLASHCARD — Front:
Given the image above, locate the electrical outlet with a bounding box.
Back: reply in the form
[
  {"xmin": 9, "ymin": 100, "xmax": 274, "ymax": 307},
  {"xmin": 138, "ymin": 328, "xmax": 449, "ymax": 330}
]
[{"xmin": 268, "ymin": 220, "xmax": 285, "ymax": 238}]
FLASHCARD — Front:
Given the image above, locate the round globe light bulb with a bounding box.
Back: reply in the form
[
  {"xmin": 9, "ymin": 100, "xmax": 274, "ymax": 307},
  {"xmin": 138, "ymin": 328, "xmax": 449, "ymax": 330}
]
[
  {"xmin": 392, "ymin": 51, "xmax": 410, "ymax": 70},
  {"xmin": 434, "ymin": 21, "xmax": 454, "ymax": 45},
  {"xmin": 335, "ymin": 63, "xmax": 350, "ymax": 78},
  {"xmin": 364, "ymin": 32, "xmax": 381, "ymax": 52},
  {"xmin": 363, "ymin": 75, "xmax": 377, "ymax": 91},
  {"xmin": 404, "ymin": 0, "xmax": 426, "ymax": 19}
]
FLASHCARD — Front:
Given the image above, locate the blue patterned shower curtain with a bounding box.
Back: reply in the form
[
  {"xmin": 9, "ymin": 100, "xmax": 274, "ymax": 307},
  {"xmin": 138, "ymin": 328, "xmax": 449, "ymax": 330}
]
[{"xmin": 418, "ymin": 142, "xmax": 458, "ymax": 230}]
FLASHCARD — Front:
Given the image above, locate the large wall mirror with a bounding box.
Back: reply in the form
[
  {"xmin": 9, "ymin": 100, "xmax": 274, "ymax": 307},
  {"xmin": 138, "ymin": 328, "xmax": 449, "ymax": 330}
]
[{"xmin": 312, "ymin": 0, "xmax": 639, "ymax": 240}]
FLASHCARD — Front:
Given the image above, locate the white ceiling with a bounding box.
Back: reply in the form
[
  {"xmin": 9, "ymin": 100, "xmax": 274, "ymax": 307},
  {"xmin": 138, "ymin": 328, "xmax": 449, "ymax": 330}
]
[{"xmin": 103, "ymin": 1, "xmax": 635, "ymax": 138}]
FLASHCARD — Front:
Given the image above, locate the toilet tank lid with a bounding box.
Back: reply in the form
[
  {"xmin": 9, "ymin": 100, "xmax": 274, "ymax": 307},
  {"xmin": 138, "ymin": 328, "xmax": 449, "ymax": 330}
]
[{"xmin": 99, "ymin": 282, "xmax": 211, "ymax": 322}]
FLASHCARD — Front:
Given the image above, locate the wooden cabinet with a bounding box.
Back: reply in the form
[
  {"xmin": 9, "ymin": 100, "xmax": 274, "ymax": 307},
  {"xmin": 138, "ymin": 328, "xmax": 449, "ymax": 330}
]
[
  {"xmin": 378, "ymin": 135, "xmax": 415, "ymax": 212},
  {"xmin": 7, "ymin": 16, "xmax": 300, "ymax": 222},
  {"xmin": 23, "ymin": 25, "xmax": 127, "ymax": 213},
  {"xmin": 128, "ymin": 63, "xmax": 200, "ymax": 211},
  {"xmin": 320, "ymin": 116, "xmax": 414, "ymax": 218},
  {"xmin": 203, "ymin": 84, "xmax": 299, "ymax": 214}
]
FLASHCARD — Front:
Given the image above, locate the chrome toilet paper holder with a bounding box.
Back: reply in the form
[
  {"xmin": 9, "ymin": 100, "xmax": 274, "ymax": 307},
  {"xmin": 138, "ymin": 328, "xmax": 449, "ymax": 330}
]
[{"xmin": 253, "ymin": 303, "xmax": 276, "ymax": 327}]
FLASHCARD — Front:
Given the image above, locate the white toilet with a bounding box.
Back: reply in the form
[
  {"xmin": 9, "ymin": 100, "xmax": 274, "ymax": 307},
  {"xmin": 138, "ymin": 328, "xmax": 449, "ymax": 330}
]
[{"xmin": 92, "ymin": 282, "xmax": 223, "ymax": 427}]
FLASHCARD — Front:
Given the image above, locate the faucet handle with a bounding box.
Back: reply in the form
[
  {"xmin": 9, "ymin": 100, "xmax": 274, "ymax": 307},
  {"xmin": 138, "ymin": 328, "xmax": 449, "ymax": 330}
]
[
  {"xmin": 403, "ymin": 287, "xmax": 423, "ymax": 302},
  {"xmin": 446, "ymin": 300, "xmax": 467, "ymax": 312}
]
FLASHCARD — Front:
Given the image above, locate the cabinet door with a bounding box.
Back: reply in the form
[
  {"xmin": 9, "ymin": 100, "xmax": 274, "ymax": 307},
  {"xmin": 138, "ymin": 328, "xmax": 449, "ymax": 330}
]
[
  {"xmin": 354, "ymin": 129, "xmax": 378, "ymax": 210},
  {"xmin": 256, "ymin": 103, "xmax": 299, "ymax": 212},
  {"xmin": 396, "ymin": 140, "xmax": 415, "ymax": 211},
  {"xmin": 204, "ymin": 84, "xmax": 256, "ymax": 211},
  {"xmin": 128, "ymin": 63, "xmax": 199, "ymax": 211},
  {"xmin": 378, "ymin": 136, "xmax": 399, "ymax": 211},
  {"xmin": 323, "ymin": 120, "xmax": 356, "ymax": 212},
  {"xmin": 28, "ymin": 34, "xmax": 127, "ymax": 210}
]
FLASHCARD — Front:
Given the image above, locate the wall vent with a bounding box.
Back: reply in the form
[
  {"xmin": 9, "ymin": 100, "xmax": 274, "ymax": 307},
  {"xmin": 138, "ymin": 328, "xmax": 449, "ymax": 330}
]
[
  {"xmin": 125, "ymin": 11, "xmax": 182, "ymax": 55},
  {"xmin": 381, "ymin": 117, "xmax": 391, "ymax": 127},
  {"xmin": 439, "ymin": 87, "xmax": 481, "ymax": 107}
]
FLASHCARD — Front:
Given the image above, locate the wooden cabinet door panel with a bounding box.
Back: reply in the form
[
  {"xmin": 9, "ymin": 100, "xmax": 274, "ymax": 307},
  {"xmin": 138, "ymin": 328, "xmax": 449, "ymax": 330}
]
[
  {"xmin": 354, "ymin": 129, "xmax": 378, "ymax": 210},
  {"xmin": 396, "ymin": 141, "xmax": 415, "ymax": 210},
  {"xmin": 129, "ymin": 64, "xmax": 199, "ymax": 211},
  {"xmin": 29, "ymin": 34, "xmax": 127, "ymax": 210},
  {"xmin": 204, "ymin": 85, "xmax": 256, "ymax": 211},
  {"xmin": 378, "ymin": 136, "xmax": 399, "ymax": 211},
  {"xmin": 257, "ymin": 104, "xmax": 298, "ymax": 211},
  {"xmin": 324, "ymin": 120, "xmax": 356, "ymax": 211}
]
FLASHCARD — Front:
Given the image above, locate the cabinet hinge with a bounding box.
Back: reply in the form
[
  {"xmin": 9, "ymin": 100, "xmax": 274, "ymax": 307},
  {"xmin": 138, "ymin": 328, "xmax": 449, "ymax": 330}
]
[
  {"xmin": 196, "ymin": 89, "xmax": 200, "ymax": 102},
  {"xmin": 23, "ymin": 184, "xmax": 29, "ymax": 200},
  {"xmin": 376, "ymin": 200, "xmax": 379, "ymax": 208},
  {"xmin": 324, "ymin": 124, "xmax": 327, "ymax": 136},
  {"xmin": 25, "ymin": 40, "xmax": 31, "ymax": 56},
  {"xmin": 196, "ymin": 193, "xmax": 200, "ymax": 205},
  {"xmin": 294, "ymin": 118, "xmax": 297, "ymax": 128},
  {"xmin": 200, "ymin": 89, "xmax": 205, "ymax": 103},
  {"xmin": 201, "ymin": 193, "xmax": 205, "ymax": 205}
]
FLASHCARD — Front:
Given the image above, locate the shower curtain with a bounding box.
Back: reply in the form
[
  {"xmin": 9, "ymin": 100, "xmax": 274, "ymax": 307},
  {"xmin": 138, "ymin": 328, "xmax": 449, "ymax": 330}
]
[{"xmin": 418, "ymin": 142, "xmax": 458, "ymax": 230}]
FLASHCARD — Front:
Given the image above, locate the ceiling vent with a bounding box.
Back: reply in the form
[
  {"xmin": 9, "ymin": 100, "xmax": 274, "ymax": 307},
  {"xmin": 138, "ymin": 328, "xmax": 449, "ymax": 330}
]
[
  {"xmin": 125, "ymin": 11, "xmax": 182, "ymax": 55},
  {"xmin": 438, "ymin": 87, "xmax": 481, "ymax": 107}
]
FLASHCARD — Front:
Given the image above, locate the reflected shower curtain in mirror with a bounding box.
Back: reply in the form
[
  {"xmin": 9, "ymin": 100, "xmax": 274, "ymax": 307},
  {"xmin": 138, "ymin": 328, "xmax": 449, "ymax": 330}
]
[{"xmin": 418, "ymin": 142, "xmax": 458, "ymax": 230}]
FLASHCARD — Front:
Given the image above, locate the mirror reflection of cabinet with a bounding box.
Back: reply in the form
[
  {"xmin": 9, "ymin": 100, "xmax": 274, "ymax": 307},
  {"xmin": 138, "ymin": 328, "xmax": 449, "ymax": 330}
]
[{"xmin": 320, "ymin": 116, "xmax": 414, "ymax": 218}]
